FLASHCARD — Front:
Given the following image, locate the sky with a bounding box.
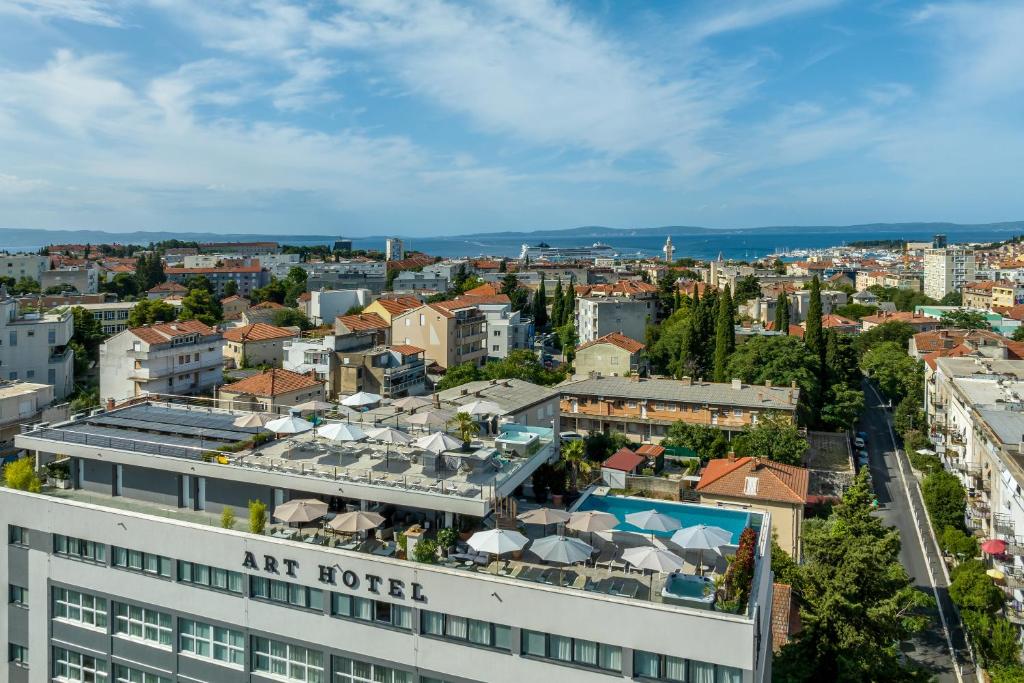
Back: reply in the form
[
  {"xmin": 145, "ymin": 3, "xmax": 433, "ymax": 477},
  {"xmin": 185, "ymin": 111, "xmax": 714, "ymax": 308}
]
[{"xmin": 0, "ymin": 0, "xmax": 1022, "ymax": 237}]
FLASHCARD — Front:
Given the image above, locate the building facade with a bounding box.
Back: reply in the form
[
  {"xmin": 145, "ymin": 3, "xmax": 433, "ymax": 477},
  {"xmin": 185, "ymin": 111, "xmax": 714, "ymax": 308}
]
[
  {"xmin": 574, "ymin": 333, "xmax": 647, "ymax": 380},
  {"xmin": 392, "ymin": 302, "xmax": 487, "ymax": 370},
  {"xmin": 338, "ymin": 345, "xmax": 428, "ymax": 398},
  {"xmin": 222, "ymin": 324, "xmax": 295, "ymax": 369},
  {"xmin": 0, "ymin": 290, "xmax": 74, "ymax": 399},
  {"xmin": 41, "ymin": 266, "xmax": 99, "ymax": 294},
  {"xmin": 164, "ymin": 265, "xmax": 270, "ymax": 299},
  {"xmin": 0, "ymin": 253, "xmax": 49, "ymax": 282},
  {"xmin": 924, "ymin": 247, "xmax": 977, "ymax": 300},
  {"xmin": 575, "ymin": 297, "xmax": 652, "ymax": 346}
]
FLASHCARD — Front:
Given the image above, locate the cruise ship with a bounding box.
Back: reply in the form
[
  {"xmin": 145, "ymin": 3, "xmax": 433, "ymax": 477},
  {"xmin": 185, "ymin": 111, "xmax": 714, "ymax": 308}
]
[
  {"xmin": 3, "ymin": 384, "xmax": 773, "ymax": 683},
  {"xmin": 519, "ymin": 242, "xmax": 618, "ymax": 262}
]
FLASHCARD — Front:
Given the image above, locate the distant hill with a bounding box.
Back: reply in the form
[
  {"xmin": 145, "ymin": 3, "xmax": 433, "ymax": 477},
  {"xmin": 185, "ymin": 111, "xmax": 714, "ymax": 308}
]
[{"xmin": 1, "ymin": 220, "xmax": 1022, "ymax": 249}]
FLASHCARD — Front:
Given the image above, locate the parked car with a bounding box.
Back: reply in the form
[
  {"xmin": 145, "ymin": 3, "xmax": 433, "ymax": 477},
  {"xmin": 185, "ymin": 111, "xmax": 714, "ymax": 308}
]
[
  {"xmin": 857, "ymin": 450, "xmax": 869, "ymax": 467},
  {"xmin": 856, "ymin": 431, "xmax": 869, "ymax": 443},
  {"xmin": 853, "ymin": 437, "xmax": 866, "ymax": 449},
  {"xmin": 559, "ymin": 431, "xmax": 584, "ymax": 443}
]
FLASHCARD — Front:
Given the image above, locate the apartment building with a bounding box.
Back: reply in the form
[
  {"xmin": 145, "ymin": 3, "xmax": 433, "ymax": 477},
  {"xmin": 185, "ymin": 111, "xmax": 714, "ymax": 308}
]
[
  {"xmin": 924, "ymin": 246, "xmax": 976, "ymax": 299},
  {"xmin": 99, "ymin": 321, "xmax": 224, "ymax": 402},
  {"xmin": 41, "ymin": 265, "xmax": 99, "ymax": 294},
  {"xmin": 164, "ymin": 264, "xmax": 270, "ymax": 298},
  {"xmin": 304, "ymin": 289, "xmax": 373, "ymax": 326},
  {"xmin": 218, "ymin": 367, "xmax": 325, "ymax": 413},
  {"xmin": 392, "ymin": 271, "xmax": 450, "ymax": 294},
  {"xmin": 222, "ymin": 323, "xmax": 295, "ymax": 369},
  {"xmin": 198, "ymin": 241, "xmax": 280, "ymax": 256},
  {"xmin": 300, "ymin": 261, "xmax": 388, "ymax": 293},
  {"xmin": 962, "ymin": 280, "xmax": 996, "ymax": 310},
  {"xmin": 68, "ymin": 302, "xmax": 140, "ymax": 337},
  {"xmin": 476, "ymin": 298, "xmax": 532, "ymax": 360},
  {"xmin": 0, "ymin": 288, "xmax": 74, "ymax": 398},
  {"xmin": 282, "ymin": 336, "xmax": 342, "ymax": 391},
  {"xmin": 559, "ymin": 376, "xmax": 800, "ymax": 443},
  {"xmin": 575, "ymin": 296, "xmax": 653, "ymax": 345},
  {"xmin": 392, "ymin": 300, "xmax": 487, "ymax": 370},
  {"xmin": 0, "ymin": 380, "xmax": 54, "ymax": 445},
  {"xmin": 147, "ymin": 282, "xmax": 189, "ymax": 300},
  {"xmin": 363, "ymin": 296, "xmax": 423, "ymax": 326},
  {"xmin": 574, "ymin": 333, "xmax": 647, "ymax": 380},
  {"xmin": 221, "ymin": 295, "xmax": 251, "ymax": 321},
  {"xmin": 334, "ymin": 312, "xmax": 391, "ymax": 348},
  {"xmin": 860, "ymin": 311, "xmax": 941, "ymax": 332},
  {"xmin": 338, "ymin": 345, "xmax": 428, "ymax": 398},
  {"xmin": 0, "ymin": 253, "xmax": 49, "ymax": 282}
]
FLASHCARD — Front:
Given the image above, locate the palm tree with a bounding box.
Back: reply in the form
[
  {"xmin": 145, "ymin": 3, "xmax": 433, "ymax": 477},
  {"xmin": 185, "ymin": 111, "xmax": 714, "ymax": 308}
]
[
  {"xmin": 558, "ymin": 439, "xmax": 593, "ymax": 491},
  {"xmin": 448, "ymin": 413, "xmax": 480, "ymax": 450}
]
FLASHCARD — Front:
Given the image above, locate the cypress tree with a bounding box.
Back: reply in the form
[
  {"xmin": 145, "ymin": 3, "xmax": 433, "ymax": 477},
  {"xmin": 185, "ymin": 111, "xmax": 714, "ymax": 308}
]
[
  {"xmin": 805, "ymin": 276, "xmax": 824, "ymax": 361},
  {"xmin": 698, "ymin": 288, "xmax": 718, "ymax": 377},
  {"xmin": 551, "ymin": 279, "xmax": 563, "ymax": 328},
  {"xmin": 533, "ymin": 279, "xmax": 548, "ymax": 331},
  {"xmin": 774, "ymin": 292, "xmax": 790, "ymax": 334},
  {"xmin": 562, "ymin": 278, "xmax": 576, "ymax": 328},
  {"xmin": 713, "ymin": 285, "xmax": 734, "ymax": 381}
]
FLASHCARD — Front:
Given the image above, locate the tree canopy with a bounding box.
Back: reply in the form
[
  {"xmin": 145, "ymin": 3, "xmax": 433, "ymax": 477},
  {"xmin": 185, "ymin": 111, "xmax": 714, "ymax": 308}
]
[
  {"xmin": 662, "ymin": 421, "xmax": 728, "ymax": 460},
  {"xmin": 128, "ymin": 298, "xmax": 177, "ymax": 327},
  {"xmin": 730, "ymin": 412, "xmax": 808, "ymax": 466},
  {"xmin": 940, "ymin": 309, "xmax": 991, "ymax": 330},
  {"xmin": 179, "ymin": 288, "xmax": 223, "ymax": 326},
  {"xmin": 861, "ymin": 341, "xmax": 923, "ymax": 404}
]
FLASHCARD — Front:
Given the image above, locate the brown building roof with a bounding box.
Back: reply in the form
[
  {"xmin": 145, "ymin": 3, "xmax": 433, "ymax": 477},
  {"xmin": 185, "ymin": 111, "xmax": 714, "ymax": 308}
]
[
  {"xmin": 390, "ymin": 344, "xmax": 425, "ymax": 355},
  {"xmin": 697, "ymin": 456, "xmax": 809, "ymax": 505},
  {"xmin": 250, "ymin": 301, "xmax": 285, "ymax": 310},
  {"xmin": 603, "ymin": 448, "xmax": 647, "ymax": 472},
  {"xmin": 222, "ymin": 323, "xmax": 294, "ymax": 343},
  {"xmin": 129, "ymin": 320, "xmax": 216, "ymax": 345},
  {"xmin": 220, "ymin": 295, "xmax": 250, "ymax": 304},
  {"xmin": 373, "ymin": 296, "xmax": 423, "ymax": 315},
  {"xmin": 148, "ymin": 281, "xmax": 188, "ymax": 293},
  {"xmin": 336, "ymin": 312, "xmax": 389, "ymax": 331},
  {"xmin": 577, "ymin": 332, "xmax": 645, "ymax": 354},
  {"xmin": 861, "ymin": 311, "xmax": 940, "ymax": 327},
  {"xmin": 464, "ymin": 282, "xmax": 501, "ymax": 297},
  {"xmin": 220, "ymin": 368, "xmax": 321, "ymax": 398},
  {"xmin": 771, "ymin": 583, "xmax": 799, "ymax": 652}
]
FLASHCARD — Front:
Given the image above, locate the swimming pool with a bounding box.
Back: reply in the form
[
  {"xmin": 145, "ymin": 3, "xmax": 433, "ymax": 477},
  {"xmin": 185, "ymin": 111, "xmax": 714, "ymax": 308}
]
[{"xmin": 572, "ymin": 493, "xmax": 755, "ymax": 543}]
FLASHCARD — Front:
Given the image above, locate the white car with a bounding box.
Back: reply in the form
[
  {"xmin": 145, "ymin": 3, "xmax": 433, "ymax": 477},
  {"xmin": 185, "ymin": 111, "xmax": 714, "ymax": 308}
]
[
  {"xmin": 559, "ymin": 431, "xmax": 584, "ymax": 442},
  {"xmin": 853, "ymin": 437, "xmax": 865, "ymax": 449}
]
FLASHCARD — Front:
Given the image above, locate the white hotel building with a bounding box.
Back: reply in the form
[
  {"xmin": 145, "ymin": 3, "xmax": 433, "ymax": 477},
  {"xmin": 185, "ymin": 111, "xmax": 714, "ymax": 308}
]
[{"xmin": 3, "ymin": 395, "xmax": 773, "ymax": 683}]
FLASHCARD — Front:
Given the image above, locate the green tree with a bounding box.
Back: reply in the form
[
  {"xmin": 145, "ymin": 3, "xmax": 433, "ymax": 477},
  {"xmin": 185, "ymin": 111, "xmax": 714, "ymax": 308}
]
[
  {"xmin": 551, "ymin": 279, "xmax": 564, "ymax": 327},
  {"xmin": 252, "ymin": 278, "xmax": 287, "ymax": 304},
  {"xmin": 3, "ymin": 458, "xmax": 41, "ymax": 492},
  {"xmin": 184, "ymin": 275, "xmax": 213, "ymax": 294},
  {"xmin": 893, "ymin": 395, "xmax": 925, "ymax": 435},
  {"xmin": 179, "ymin": 288, "xmax": 223, "ymax": 326},
  {"xmin": 562, "ymin": 278, "xmax": 576, "ymax": 328},
  {"xmin": 1013, "ymin": 326, "xmax": 1024, "ymax": 342},
  {"xmin": 712, "ymin": 285, "xmax": 734, "ymax": 382},
  {"xmin": 856, "ymin": 320, "xmax": 916, "ymax": 355},
  {"xmin": 732, "ymin": 275, "xmax": 760, "ymax": 303},
  {"xmin": 448, "ymin": 412, "xmax": 480, "ymax": 446},
  {"xmin": 663, "ymin": 421, "xmax": 728, "ymax": 459},
  {"xmin": 774, "ymin": 292, "xmax": 790, "ymax": 333},
  {"xmin": 435, "ymin": 362, "xmax": 483, "ymax": 391},
  {"xmin": 940, "ymin": 309, "xmax": 991, "ymax": 330},
  {"xmin": 833, "ymin": 302, "xmax": 878, "ymax": 320},
  {"xmin": 248, "ymin": 499, "xmax": 267, "ymax": 534},
  {"xmin": 939, "ymin": 291, "xmax": 963, "ymax": 306},
  {"xmin": 558, "ymin": 439, "xmax": 594, "ymax": 491},
  {"xmin": 726, "ymin": 335, "xmax": 819, "ymax": 422},
  {"xmin": 804, "ymin": 275, "xmax": 824, "ymax": 360},
  {"xmin": 70, "ymin": 306, "xmax": 104, "ymax": 352},
  {"xmin": 482, "ymin": 349, "xmax": 565, "ymax": 386},
  {"xmin": 557, "ymin": 321, "xmax": 577, "ymax": 364},
  {"xmin": 222, "ymin": 279, "xmax": 239, "ymax": 297},
  {"xmin": 731, "ymin": 412, "xmax": 808, "ymax": 466},
  {"xmin": 824, "ymin": 330, "xmax": 860, "ymax": 388},
  {"xmin": 821, "ymin": 385, "xmax": 865, "ymax": 431},
  {"xmin": 921, "ymin": 469, "xmax": 966, "ymax": 533},
  {"xmin": 773, "ymin": 470, "xmax": 932, "ymax": 682},
  {"xmin": 500, "ymin": 273, "xmax": 529, "ymax": 312},
  {"xmin": 861, "ymin": 342, "xmax": 923, "ymax": 403},
  {"xmin": 939, "ymin": 526, "xmax": 978, "ymax": 560},
  {"xmin": 134, "ymin": 252, "xmax": 165, "ymax": 291},
  {"xmin": 99, "ymin": 272, "xmax": 140, "ymax": 299},
  {"xmin": 13, "ymin": 276, "xmax": 40, "ymax": 294},
  {"xmin": 532, "ymin": 279, "xmax": 548, "ymax": 330},
  {"xmin": 271, "ymin": 307, "xmax": 311, "ymax": 330},
  {"xmin": 220, "ymin": 506, "xmax": 236, "ymax": 529},
  {"xmin": 128, "ymin": 298, "xmax": 177, "ymax": 327}
]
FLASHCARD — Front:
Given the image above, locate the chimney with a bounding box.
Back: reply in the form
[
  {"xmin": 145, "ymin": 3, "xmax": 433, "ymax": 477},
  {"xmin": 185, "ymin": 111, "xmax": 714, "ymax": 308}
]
[
  {"xmin": 681, "ymin": 376, "xmax": 692, "ymax": 386},
  {"xmin": 727, "ymin": 450, "xmax": 735, "ymax": 462},
  {"xmin": 433, "ymin": 393, "xmax": 441, "ymax": 408},
  {"xmin": 765, "ymin": 379, "xmax": 772, "ymax": 388},
  {"xmin": 106, "ymin": 398, "xmax": 115, "ymax": 411},
  {"xmin": 460, "ymin": 388, "xmax": 468, "ymax": 396},
  {"xmin": 731, "ymin": 378, "xmax": 742, "ymax": 390},
  {"xmin": 791, "ymin": 380, "xmax": 797, "ymax": 389}
]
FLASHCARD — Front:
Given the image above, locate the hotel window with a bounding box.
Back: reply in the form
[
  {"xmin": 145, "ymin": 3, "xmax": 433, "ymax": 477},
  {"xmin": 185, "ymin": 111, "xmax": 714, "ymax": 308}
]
[
  {"xmin": 178, "ymin": 560, "xmax": 243, "ymax": 593},
  {"xmin": 633, "ymin": 651, "xmax": 742, "ymax": 683},
  {"xmin": 112, "ymin": 547, "xmax": 172, "ymax": 577},
  {"xmin": 54, "ymin": 534, "xmax": 106, "ymax": 563},
  {"xmin": 733, "ymin": 408, "xmax": 742, "ymax": 417},
  {"xmin": 420, "ymin": 611, "xmax": 510, "ymax": 650},
  {"xmin": 331, "ymin": 594, "xmax": 411, "ymax": 629},
  {"xmin": 178, "ymin": 618, "xmax": 245, "ymax": 666},
  {"xmin": 9, "ymin": 584, "xmax": 27, "ymax": 606},
  {"xmin": 113, "ymin": 603, "xmax": 172, "ymax": 648},
  {"xmin": 252, "ymin": 636, "xmax": 324, "ymax": 683},
  {"xmin": 8, "ymin": 525, "xmax": 28, "ymax": 546},
  {"xmin": 9, "ymin": 643, "xmax": 28, "ymax": 667},
  {"xmin": 333, "ymin": 655, "xmax": 411, "ymax": 683},
  {"xmin": 53, "ymin": 587, "xmax": 108, "ymax": 629},
  {"xmin": 520, "ymin": 630, "xmax": 621, "ymax": 672},
  {"xmin": 112, "ymin": 665, "xmax": 170, "ymax": 683},
  {"xmin": 53, "ymin": 646, "xmax": 107, "ymax": 682},
  {"xmin": 250, "ymin": 576, "xmax": 324, "ymax": 611}
]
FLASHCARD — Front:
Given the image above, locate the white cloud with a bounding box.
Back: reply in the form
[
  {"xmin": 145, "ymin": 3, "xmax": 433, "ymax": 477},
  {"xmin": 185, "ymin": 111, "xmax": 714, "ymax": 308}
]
[
  {"xmin": 0, "ymin": 0, "xmax": 123, "ymax": 27},
  {"xmin": 688, "ymin": 0, "xmax": 841, "ymax": 41}
]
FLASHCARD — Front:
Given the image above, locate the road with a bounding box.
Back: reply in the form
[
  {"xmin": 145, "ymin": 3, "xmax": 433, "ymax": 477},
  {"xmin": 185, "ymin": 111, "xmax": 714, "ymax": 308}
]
[{"xmin": 860, "ymin": 380, "xmax": 972, "ymax": 683}]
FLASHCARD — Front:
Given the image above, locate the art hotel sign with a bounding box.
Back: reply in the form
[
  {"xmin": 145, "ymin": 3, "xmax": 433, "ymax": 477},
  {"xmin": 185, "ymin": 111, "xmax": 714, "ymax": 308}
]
[{"xmin": 244, "ymin": 552, "xmax": 427, "ymax": 603}]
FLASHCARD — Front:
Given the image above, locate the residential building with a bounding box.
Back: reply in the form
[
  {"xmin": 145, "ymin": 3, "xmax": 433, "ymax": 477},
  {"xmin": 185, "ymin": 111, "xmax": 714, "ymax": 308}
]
[
  {"xmin": 992, "ymin": 281, "xmax": 1024, "ymax": 308},
  {"xmin": 99, "ymin": 320, "xmax": 223, "ymax": 402},
  {"xmin": 962, "ymin": 280, "xmax": 996, "ymax": 310},
  {"xmin": 0, "ymin": 253, "xmax": 49, "ymax": 282},
  {"xmin": 164, "ymin": 264, "xmax": 270, "ymax": 298},
  {"xmin": 305, "ymin": 288, "xmax": 374, "ymax": 326},
  {"xmin": 218, "ymin": 367, "xmax": 325, "ymax": 413},
  {"xmin": 385, "ymin": 237, "xmax": 405, "ymax": 261},
  {"xmin": 301, "ymin": 261, "xmax": 388, "ymax": 293},
  {"xmin": 0, "ymin": 380, "xmax": 54, "ymax": 445},
  {"xmin": 859, "ymin": 311, "xmax": 942, "ymax": 332},
  {"xmin": 4, "ymin": 388, "xmax": 771, "ymax": 683},
  {"xmin": 574, "ymin": 333, "xmax": 647, "ymax": 379},
  {"xmin": 696, "ymin": 456, "xmax": 809, "ymax": 561},
  {"xmin": 282, "ymin": 336, "xmax": 342, "ymax": 390},
  {"xmin": 40, "ymin": 265, "xmax": 99, "ymax": 294},
  {"xmin": 851, "ymin": 290, "xmax": 879, "ymax": 306},
  {"xmin": 198, "ymin": 241, "xmax": 280, "ymax": 256},
  {"xmin": 0, "ymin": 288, "xmax": 74, "ymax": 398},
  {"xmin": 476, "ymin": 297, "xmax": 532, "ymax": 360},
  {"xmin": 392, "ymin": 300, "xmax": 487, "ymax": 370},
  {"xmin": 575, "ymin": 296, "xmax": 653, "ymax": 345},
  {"xmin": 392, "ymin": 270, "xmax": 450, "ymax": 294},
  {"xmin": 221, "ymin": 295, "xmax": 251, "ymax": 321},
  {"xmin": 241, "ymin": 302, "xmax": 287, "ymax": 326},
  {"xmin": 222, "ymin": 323, "xmax": 295, "ymax": 369},
  {"xmin": 147, "ymin": 281, "xmax": 189, "ymax": 300},
  {"xmin": 334, "ymin": 312, "xmax": 391, "ymax": 348},
  {"xmin": 808, "ymin": 314, "xmax": 859, "ymax": 335},
  {"xmin": 559, "ymin": 376, "xmax": 799, "ymax": 443},
  {"xmin": 362, "ymin": 296, "xmax": 423, "ymax": 326},
  {"xmin": 435, "ymin": 378, "xmax": 561, "ymax": 430},
  {"xmin": 68, "ymin": 302, "xmax": 135, "ymax": 336},
  {"xmin": 924, "ymin": 246, "xmax": 976, "ymax": 299},
  {"xmin": 338, "ymin": 345, "xmax": 428, "ymax": 398},
  {"xmin": 333, "ymin": 237, "xmax": 353, "ymax": 252}
]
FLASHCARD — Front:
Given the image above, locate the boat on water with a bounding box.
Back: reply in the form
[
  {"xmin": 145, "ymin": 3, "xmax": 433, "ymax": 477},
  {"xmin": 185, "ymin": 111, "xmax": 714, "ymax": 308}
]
[{"xmin": 519, "ymin": 241, "xmax": 618, "ymax": 262}]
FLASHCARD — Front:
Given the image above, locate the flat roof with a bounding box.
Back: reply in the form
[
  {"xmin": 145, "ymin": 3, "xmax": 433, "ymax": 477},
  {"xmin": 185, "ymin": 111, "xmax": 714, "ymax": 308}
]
[
  {"xmin": 977, "ymin": 408, "xmax": 1024, "ymax": 448},
  {"xmin": 435, "ymin": 379, "xmax": 559, "ymax": 413},
  {"xmin": 560, "ymin": 377, "xmax": 798, "ymax": 411}
]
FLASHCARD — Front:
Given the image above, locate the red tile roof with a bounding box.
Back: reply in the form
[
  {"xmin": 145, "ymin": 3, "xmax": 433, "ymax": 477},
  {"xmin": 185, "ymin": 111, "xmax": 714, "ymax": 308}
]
[
  {"xmin": 697, "ymin": 456, "xmax": 809, "ymax": 504},
  {"xmin": 336, "ymin": 312, "xmax": 389, "ymax": 331},
  {"xmin": 577, "ymin": 332, "xmax": 645, "ymax": 354},
  {"xmin": 464, "ymin": 283, "xmax": 501, "ymax": 297},
  {"xmin": 771, "ymin": 583, "xmax": 799, "ymax": 652},
  {"xmin": 635, "ymin": 444, "xmax": 665, "ymax": 457},
  {"xmin": 222, "ymin": 323, "xmax": 294, "ymax": 343},
  {"xmin": 148, "ymin": 281, "xmax": 188, "ymax": 293},
  {"xmin": 372, "ymin": 296, "xmax": 423, "ymax": 315},
  {"xmin": 861, "ymin": 311, "xmax": 940, "ymax": 326},
  {"xmin": 602, "ymin": 448, "xmax": 647, "ymax": 472},
  {"xmin": 390, "ymin": 344, "xmax": 424, "ymax": 355},
  {"xmin": 250, "ymin": 301, "xmax": 285, "ymax": 310},
  {"xmin": 220, "ymin": 368, "xmax": 321, "ymax": 398},
  {"xmin": 220, "ymin": 295, "xmax": 249, "ymax": 304},
  {"xmin": 820, "ymin": 314, "xmax": 858, "ymax": 328},
  {"xmin": 129, "ymin": 320, "xmax": 216, "ymax": 345}
]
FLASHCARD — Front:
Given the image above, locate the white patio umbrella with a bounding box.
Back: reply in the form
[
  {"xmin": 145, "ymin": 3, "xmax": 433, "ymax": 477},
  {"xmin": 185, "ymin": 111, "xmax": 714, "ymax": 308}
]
[
  {"xmin": 294, "ymin": 400, "xmax": 334, "ymax": 413},
  {"xmin": 621, "ymin": 546, "xmax": 684, "ymax": 593},
  {"xmin": 318, "ymin": 422, "xmax": 367, "ymax": 443},
  {"xmin": 366, "ymin": 426, "xmax": 416, "ymax": 467},
  {"xmin": 468, "ymin": 529, "xmax": 529, "ymax": 573},
  {"xmin": 915, "ymin": 448, "xmax": 936, "ymax": 456},
  {"xmin": 233, "ymin": 413, "xmax": 273, "ymax": 428},
  {"xmin": 625, "ymin": 509, "xmax": 681, "ymax": 538},
  {"xmin": 392, "ymin": 396, "xmax": 432, "ymax": 411},
  {"xmin": 273, "ymin": 498, "xmax": 329, "ymax": 524},
  {"xmin": 567, "ymin": 510, "xmax": 619, "ymax": 543},
  {"xmin": 265, "ymin": 415, "xmax": 314, "ymax": 435},
  {"xmin": 530, "ymin": 535, "xmax": 593, "ymax": 586},
  {"xmin": 414, "ymin": 431, "xmax": 464, "ymax": 454},
  {"xmin": 670, "ymin": 525, "xmax": 733, "ymax": 574},
  {"xmin": 341, "ymin": 391, "xmax": 382, "ymax": 408},
  {"xmin": 457, "ymin": 400, "xmax": 504, "ymax": 416},
  {"xmin": 328, "ymin": 510, "xmax": 385, "ymax": 534},
  {"xmin": 405, "ymin": 409, "xmax": 455, "ymax": 430},
  {"xmin": 518, "ymin": 507, "xmax": 572, "ymax": 536}
]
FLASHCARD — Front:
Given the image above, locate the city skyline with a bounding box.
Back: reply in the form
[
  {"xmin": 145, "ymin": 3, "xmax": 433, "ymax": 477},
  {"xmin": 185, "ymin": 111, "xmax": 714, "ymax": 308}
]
[{"xmin": 0, "ymin": 1, "xmax": 1022, "ymax": 235}]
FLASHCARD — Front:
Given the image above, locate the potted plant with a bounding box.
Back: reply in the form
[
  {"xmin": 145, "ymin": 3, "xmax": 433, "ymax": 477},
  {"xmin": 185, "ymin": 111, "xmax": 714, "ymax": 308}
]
[
  {"xmin": 46, "ymin": 461, "xmax": 71, "ymax": 489},
  {"xmin": 449, "ymin": 413, "xmax": 480, "ymax": 451},
  {"xmin": 436, "ymin": 528, "xmax": 458, "ymax": 558}
]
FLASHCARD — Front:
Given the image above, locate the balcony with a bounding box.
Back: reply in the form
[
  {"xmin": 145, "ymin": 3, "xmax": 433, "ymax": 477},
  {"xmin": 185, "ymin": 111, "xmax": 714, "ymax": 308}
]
[
  {"xmin": 1005, "ymin": 606, "xmax": 1024, "ymax": 625},
  {"xmin": 1005, "ymin": 569, "xmax": 1024, "ymax": 591},
  {"xmin": 995, "ymin": 513, "xmax": 1015, "ymax": 537},
  {"xmin": 1006, "ymin": 537, "xmax": 1024, "ymax": 556}
]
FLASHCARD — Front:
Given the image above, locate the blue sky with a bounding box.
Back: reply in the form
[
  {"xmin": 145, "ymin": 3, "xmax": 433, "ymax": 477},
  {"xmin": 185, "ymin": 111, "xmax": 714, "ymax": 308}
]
[{"xmin": 0, "ymin": 0, "xmax": 1022, "ymax": 237}]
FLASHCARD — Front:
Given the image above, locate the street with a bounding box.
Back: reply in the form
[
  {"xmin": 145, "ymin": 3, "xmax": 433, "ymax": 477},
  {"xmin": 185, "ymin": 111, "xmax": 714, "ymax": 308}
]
[{"xmin": 860, "ymin": 380, "xmax": 971, "ymax": 683}]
